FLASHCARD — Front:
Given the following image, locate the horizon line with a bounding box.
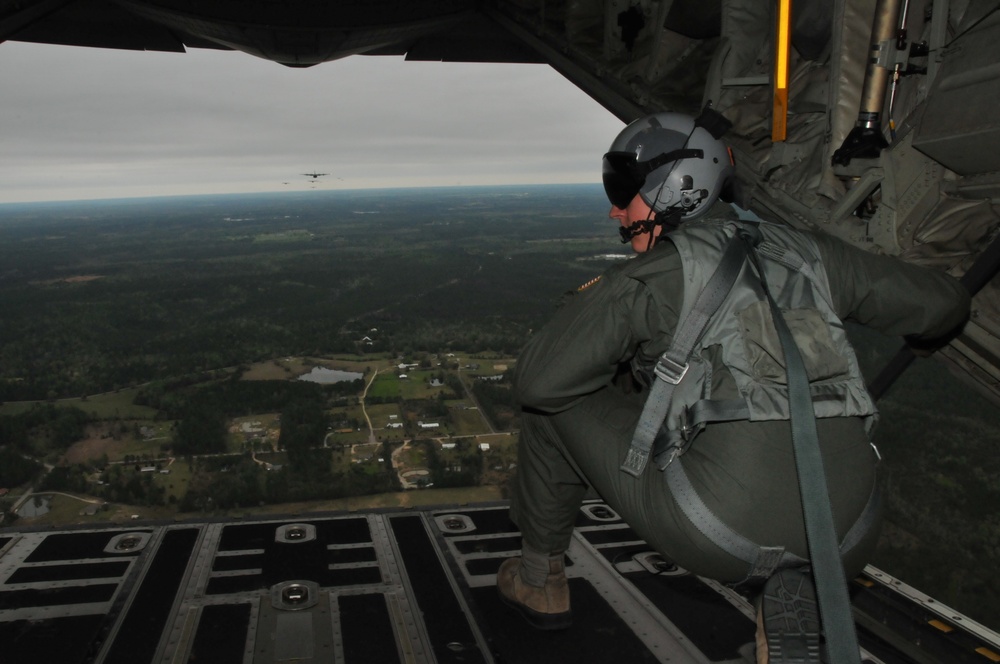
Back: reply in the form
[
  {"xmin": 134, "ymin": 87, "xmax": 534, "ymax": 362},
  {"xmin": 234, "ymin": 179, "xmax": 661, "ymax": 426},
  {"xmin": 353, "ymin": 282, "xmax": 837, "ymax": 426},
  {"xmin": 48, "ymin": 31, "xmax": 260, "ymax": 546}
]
[{"xmin": 0, "ymin": 181, "xmax": 605, "ymax": 208}]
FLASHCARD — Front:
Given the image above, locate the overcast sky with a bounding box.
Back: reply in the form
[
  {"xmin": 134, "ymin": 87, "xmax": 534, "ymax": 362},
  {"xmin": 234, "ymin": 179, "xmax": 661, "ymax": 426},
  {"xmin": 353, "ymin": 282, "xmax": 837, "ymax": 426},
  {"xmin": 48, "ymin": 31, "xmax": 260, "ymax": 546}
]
[{"xmin": 0, "ymin": 41, "xmax": 623, "ymax": 204}]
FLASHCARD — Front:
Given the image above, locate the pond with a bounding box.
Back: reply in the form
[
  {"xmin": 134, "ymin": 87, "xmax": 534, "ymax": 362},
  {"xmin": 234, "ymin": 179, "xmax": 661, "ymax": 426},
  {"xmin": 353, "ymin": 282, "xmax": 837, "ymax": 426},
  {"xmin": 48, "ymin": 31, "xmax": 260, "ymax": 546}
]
[
  {"xmin": 297, "ymin": 367, "xmax": 364, "ymax": 384},
  {"xmin": 18, "ymin": 494, "xmax": 51, "ymax": 517}
]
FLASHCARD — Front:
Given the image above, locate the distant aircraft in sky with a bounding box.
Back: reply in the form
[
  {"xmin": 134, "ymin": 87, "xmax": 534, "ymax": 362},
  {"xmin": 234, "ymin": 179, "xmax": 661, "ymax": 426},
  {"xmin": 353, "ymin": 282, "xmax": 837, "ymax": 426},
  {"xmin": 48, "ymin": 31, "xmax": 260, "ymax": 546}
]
[{"xmin": 302, "ymin": 172, "xmax": 328, "ymax": 179}]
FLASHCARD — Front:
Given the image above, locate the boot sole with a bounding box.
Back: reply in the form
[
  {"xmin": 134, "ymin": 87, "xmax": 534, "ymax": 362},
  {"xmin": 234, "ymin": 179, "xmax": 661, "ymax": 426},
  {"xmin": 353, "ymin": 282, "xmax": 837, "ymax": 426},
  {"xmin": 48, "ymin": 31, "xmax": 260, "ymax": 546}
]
[
  {"xmin": 761, "ymin": 569, "xmax": 821, "ymax": 663},
  {"xmin": 498, "ymin": 587, "xmax": 572, "ymax": 631}
]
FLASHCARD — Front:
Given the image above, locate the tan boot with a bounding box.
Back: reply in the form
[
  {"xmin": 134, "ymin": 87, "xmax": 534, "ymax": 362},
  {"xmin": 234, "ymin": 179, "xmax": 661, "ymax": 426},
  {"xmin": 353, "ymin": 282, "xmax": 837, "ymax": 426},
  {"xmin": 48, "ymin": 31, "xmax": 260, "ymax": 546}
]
[
  {"xmin": 756, "ymin": 609, "xmax": 769, "ymax": 664},
  {"xmin": 497, "ymin": 555, "xmax": 572, "ymax": 630}
]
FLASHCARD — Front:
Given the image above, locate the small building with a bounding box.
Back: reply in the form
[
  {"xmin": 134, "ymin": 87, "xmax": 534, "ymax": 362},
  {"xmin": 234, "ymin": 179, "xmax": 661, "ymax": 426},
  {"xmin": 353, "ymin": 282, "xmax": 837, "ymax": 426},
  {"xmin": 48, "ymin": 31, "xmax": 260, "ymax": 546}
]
[
  {"xmin": 441, "ymin": 443, "xmax": 456, "ymax": 450},
  {"xmin": 417, "ymin": 422, "xmax": 440, "ymax": 429},
  {"xmin": 386, "ymin": 422, "xmax": 403, "ymax": 429},
  {"xmin": 479, "ymin": 443, "xmax": 491, "ymax": 451}
]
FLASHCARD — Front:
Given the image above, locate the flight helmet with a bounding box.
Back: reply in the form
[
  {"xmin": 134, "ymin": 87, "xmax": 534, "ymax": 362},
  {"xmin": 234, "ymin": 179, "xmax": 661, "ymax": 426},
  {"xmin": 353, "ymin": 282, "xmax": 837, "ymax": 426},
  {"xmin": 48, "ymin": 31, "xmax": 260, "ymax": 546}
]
[{"xmin": 602, "ymin": 111, "xmax": 733, "ymax": 222}]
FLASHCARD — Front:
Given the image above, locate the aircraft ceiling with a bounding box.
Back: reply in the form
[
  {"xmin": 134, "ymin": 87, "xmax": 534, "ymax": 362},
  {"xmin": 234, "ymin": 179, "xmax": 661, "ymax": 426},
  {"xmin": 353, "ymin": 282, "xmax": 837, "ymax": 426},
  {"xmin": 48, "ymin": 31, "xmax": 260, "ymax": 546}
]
[
  {"xmin": 3, "ymin": 0, "xmax": 1000, "ymax": 405},
  {"xmin": 0, "ymin": 1, "xmax": 541, "ymax": 67}
]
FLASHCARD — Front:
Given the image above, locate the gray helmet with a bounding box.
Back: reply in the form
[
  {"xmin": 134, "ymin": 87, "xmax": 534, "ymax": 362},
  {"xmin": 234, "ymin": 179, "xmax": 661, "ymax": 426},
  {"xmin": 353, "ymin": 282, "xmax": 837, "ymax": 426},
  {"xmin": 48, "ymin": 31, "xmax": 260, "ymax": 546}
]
[{"xmin": 602, "ymin": 112, "xmax": 733, "ymax": 220}]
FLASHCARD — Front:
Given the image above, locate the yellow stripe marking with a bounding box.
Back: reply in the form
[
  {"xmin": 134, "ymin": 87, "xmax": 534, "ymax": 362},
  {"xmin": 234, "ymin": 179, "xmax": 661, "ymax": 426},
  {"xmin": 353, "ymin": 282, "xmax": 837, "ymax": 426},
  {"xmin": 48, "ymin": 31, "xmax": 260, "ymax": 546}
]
[
  {"xmin": 928, "ymin": 619, "xmax": 954, "ymax": 633},
  {"xmin": 976, "ymin": 647, "xmax": 1000, "ymax": 662},
  {"xmin": 772, "ymin": 0, "xmax": 791, "ymax": 142}
]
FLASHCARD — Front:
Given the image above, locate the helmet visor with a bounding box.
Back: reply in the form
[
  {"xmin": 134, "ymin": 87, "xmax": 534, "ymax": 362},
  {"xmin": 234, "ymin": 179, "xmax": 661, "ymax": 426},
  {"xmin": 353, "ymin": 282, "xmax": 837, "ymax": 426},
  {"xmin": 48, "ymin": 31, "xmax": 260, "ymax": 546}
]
[{"xmin": 602, "ymin": 152, "xmax": 643, "ymax": 209}]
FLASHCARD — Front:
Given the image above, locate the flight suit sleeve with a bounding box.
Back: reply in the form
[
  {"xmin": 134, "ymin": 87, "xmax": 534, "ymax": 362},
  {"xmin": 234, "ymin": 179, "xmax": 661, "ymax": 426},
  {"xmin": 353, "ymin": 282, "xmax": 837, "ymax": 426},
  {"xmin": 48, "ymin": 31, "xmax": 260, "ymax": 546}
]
[
  {"xmin": 814, "ymin": 233, "xmax": 971, "ymax": 339},
  {"xmin": 513, "ymin": 268, "xmax": 661, "ymax": 413}
]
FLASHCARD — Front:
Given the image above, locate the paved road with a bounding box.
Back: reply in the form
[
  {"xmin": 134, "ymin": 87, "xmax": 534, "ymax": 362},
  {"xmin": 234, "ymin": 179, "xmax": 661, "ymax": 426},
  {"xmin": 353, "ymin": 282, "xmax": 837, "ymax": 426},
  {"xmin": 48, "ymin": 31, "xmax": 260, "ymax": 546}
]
[{"xmin": 360, "ymin": 367, "xmax": 380, "ymax": 444}]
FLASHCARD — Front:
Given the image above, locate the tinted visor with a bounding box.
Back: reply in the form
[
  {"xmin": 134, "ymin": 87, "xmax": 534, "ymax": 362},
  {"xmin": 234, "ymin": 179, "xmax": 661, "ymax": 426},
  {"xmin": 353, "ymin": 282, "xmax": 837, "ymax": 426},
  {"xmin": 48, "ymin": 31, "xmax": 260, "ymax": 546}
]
[
  {"xmin": 602, "ymin": 152, "xmax": 644, "ymax": 209},
  {"xmin": 603, "ymin": 147, "xmax": 706, "ymax": 209}
]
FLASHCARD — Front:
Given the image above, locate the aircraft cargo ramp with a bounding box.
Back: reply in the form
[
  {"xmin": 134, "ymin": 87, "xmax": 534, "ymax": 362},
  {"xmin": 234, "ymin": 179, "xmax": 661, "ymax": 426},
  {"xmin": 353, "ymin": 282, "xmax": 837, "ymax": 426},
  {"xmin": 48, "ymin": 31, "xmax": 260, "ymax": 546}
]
[{"xmin": 1, "ymin": 501, "xmax": 997, "ymax": 664}]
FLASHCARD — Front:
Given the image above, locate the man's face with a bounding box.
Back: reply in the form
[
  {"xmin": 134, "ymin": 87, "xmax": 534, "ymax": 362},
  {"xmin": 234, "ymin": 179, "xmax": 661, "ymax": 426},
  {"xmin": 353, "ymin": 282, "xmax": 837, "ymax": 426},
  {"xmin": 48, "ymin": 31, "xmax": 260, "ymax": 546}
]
[{"xmin": 610, "ymin": 195, "xmax": 660, "ymax": 253}]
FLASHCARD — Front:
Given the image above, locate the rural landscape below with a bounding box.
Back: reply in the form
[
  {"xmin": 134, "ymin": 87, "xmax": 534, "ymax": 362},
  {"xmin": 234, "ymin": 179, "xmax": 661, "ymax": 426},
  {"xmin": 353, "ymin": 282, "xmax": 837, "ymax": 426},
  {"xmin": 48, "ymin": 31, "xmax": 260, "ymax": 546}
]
[{"xmin": 1, "ymin": 184, "xmax": 997, "ymax": 630}]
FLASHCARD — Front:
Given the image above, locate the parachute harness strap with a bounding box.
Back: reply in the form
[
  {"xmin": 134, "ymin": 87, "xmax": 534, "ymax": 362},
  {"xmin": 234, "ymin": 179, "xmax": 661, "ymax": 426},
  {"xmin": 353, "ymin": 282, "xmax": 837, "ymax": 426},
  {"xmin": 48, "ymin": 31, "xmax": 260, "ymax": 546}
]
[{"xmin": 621, "ymin": 228, "xmax": 747, "ymax": 477}]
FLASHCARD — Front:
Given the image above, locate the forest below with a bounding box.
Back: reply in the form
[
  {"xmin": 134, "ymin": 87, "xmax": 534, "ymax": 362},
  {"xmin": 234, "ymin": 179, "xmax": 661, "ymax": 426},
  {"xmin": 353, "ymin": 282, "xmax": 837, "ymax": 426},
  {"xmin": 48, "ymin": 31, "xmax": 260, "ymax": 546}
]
[{"xmin": 0, "ymin": 185, "xmax": 616, "ymax": 402}]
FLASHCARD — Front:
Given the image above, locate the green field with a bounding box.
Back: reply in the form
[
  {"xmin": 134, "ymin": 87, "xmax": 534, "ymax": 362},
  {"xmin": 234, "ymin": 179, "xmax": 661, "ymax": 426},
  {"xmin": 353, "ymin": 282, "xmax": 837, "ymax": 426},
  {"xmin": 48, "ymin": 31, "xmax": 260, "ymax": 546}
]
[
  {"xmin": 0, "ymin": 388, "xmax": 158, "ymax": 420},
  {"xmin": 447, "ymin": 405, "xmax": 491, "ymax": 435},
  {"xmin": 367, "ymin": 374, "xmax": 401, "ymax": 399},
  {"xmin": 153, "ymin": 459, "xmax": 193, "ymax": 503}
]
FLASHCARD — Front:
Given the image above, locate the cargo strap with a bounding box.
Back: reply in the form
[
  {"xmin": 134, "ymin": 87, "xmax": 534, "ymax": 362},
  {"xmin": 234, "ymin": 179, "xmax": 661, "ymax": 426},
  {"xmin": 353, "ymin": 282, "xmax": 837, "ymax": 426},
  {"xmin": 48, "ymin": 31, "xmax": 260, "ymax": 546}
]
[{"xmin": 740, "ymin": 226, "xmax": 863, "ymax": 664}]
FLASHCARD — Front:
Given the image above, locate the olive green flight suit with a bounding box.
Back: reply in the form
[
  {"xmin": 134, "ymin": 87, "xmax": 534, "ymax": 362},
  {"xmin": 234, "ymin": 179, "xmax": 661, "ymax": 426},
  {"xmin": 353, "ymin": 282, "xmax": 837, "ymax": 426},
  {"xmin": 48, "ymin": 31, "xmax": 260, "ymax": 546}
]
[{"xmin": 509, "ymin": 224, "xmax": 970, "ymax": 584}]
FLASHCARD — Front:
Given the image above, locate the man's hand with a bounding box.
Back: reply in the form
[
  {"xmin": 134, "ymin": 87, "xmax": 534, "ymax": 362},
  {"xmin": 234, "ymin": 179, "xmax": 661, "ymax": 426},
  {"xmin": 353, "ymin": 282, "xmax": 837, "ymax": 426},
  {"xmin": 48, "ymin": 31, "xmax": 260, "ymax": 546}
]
[{"xmin": 904, "ymin": 320, "xmax": 965, "ymax": 357}]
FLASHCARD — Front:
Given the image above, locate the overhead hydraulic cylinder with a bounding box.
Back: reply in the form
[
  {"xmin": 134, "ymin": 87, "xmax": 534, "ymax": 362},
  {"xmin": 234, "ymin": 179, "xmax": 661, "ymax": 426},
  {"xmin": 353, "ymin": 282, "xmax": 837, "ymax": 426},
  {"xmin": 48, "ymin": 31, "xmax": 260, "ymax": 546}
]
[{"xmin": 832, "ymin": 0, "xmax": 903, "ymax": 165}]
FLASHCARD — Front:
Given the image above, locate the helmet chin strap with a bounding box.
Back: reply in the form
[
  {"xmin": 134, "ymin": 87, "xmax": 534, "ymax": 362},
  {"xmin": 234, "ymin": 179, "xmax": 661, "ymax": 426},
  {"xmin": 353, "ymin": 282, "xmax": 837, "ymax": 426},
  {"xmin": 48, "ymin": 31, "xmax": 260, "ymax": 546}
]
[{"xmin": 618, "ymin": 207, "xmax": 685, "ymax": 246}]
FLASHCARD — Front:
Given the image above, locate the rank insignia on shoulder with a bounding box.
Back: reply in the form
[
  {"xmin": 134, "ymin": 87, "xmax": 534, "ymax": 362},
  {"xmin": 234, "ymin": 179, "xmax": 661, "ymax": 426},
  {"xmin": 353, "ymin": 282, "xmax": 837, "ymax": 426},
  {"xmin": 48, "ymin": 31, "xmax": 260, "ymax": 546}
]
[{"xmin": 577, "ymin": 276, "xmax": 601, "ymax": 292}]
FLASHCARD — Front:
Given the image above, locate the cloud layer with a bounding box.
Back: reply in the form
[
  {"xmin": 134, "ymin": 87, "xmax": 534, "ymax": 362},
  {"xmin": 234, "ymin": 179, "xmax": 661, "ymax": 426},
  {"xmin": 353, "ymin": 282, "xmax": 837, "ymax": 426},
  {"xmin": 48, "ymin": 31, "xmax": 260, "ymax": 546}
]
[{"xmin": 0, "ymin": 42, "xmax": 622, "ymax": 203}]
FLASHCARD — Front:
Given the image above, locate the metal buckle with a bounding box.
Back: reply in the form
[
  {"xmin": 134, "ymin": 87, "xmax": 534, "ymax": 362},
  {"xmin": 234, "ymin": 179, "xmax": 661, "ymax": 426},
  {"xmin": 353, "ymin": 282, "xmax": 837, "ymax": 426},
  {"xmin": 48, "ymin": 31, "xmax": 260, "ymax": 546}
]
[
  {"xmin": 654, "ymin": 356, "xmax": 688, "ymax": 384},
  {"xmin": 678, "ymin": 407, "xmax": 695, "ymax": 441},
  {"xmin": 656, "ymin": 447, "xmax": 681, "ymax": 470}
]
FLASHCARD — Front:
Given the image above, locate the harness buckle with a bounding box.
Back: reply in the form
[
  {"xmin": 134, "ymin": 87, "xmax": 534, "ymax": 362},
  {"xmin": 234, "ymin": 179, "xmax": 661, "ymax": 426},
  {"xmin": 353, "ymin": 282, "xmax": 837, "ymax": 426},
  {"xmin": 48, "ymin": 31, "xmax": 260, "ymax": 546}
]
[
  {"xmin": 657, "ymin": 447, "xmax": 681, "ymax": 469},
  {"xmin": 654, "ymin": 356, "xmax": 688, "ymax": 384},
  {"xmin": 678, "ymin": 406, "xmax": 695, "ymax": 441},
  {"xmin": 655, "ymin": 437, "xmax": 695, "ymax": 471}
]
